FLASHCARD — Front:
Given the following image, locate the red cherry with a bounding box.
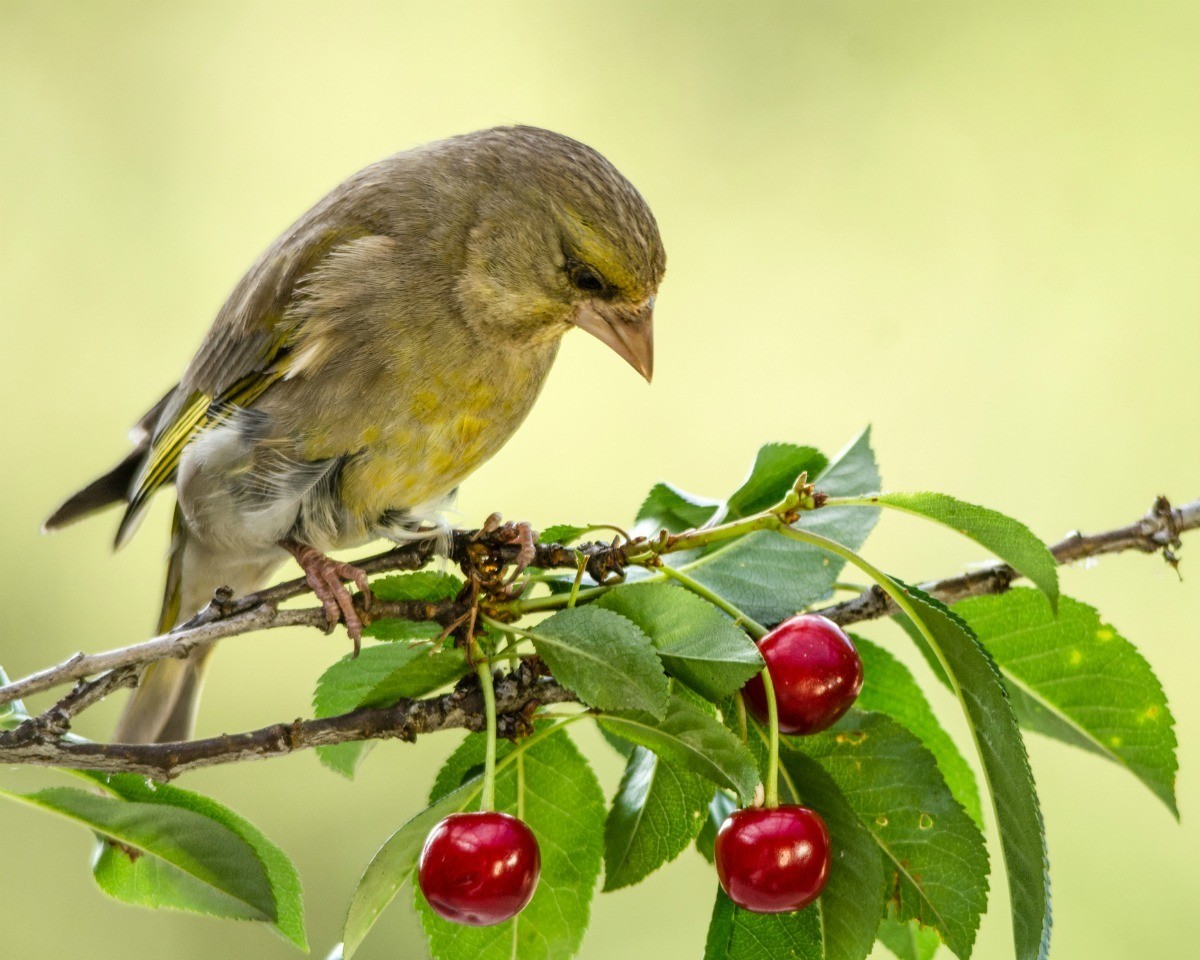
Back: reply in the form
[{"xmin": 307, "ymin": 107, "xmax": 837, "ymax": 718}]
[
  {"xmin": 714, "ymin": 805, "xmax": 831, "ymax": 913},
  {"xmin": 418, "ymin": 811, "xmax": 541, "ymax": 926},
  {"xmin": 743, "ymin": 614, "xmax": 863, "ymax": 735}
]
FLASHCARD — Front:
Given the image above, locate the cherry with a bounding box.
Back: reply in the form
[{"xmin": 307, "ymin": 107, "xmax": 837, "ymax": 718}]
[
  {"xmin": 743, "ymin": 614, "xmax": 863, "ymax": 735},
  {"xmin": 714, "ymin": 805, "xmax": 831, "ymax": 913},
  {"xmin": 418, "ymin": 811, "xmax": 541, "ymax": 926}
]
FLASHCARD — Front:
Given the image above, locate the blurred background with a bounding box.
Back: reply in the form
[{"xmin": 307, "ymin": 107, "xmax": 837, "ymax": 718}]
[{"xmin": 2, "ymin": 2, "xmax": 1197, "ymax": 958}]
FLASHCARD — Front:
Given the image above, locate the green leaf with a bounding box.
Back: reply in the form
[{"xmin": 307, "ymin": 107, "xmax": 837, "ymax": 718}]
[
  {"xmin": 637, "ymin": 482, "xmax": 720, "ymax": 532},
  {"xmin": 704, "ymin": 887, "xmax": 823, "ymax": 960},
  {"xmin": 363, "ymin": 619, "xmax": 443, "ymax": 642},
  {"xmin": 639, "ymin": 442, "xmax": 822, "ymax": 541},
  {"xmin": 1, "ymin": 786, "xmax": 283, "ymax": 931},
  {"xmin": 595, "ymin": 582, "xmax": 764, "ymax": 700},
  {"xmin": 677, "ymin": 531, "xmax": 845, "ymax": 625},
  {"xmin": 877, "ymin": 919, "xmax": 942, "ymax": 960},
  {"xmin": 815, "ymin": 427, "xmax": 881, "ymax": 502},
  {"xmin": 722, "ymin": 443, "xmax": 828, "ymax": 520},
  {"xmin": 530, "ymin": 606, "xmax": 669, "ymax": 717},
  {"xmin": 313, "ymin": 642, "xmax": 469, "ymax": 777},
  {"xmin": 597, "ymin": 695, "xmax": 760, "ymax": 803},
  {"xmin": 416, "ymin": 725, "xmax": 605, "ymax": 960},
  {"xmin": 852, "ymin": 636, "xmax": 983, "ymax": 826},
  {"xmin": 893, "ymin": 615, "xmax": 953, "ymax": 689},
  {"xmin": 369, "ymin": 570, "xmax": 463, "ymax": 603},
  {"xmin": 695, "ymin": 790, "xmax": 737, "ymax": 864},
  {"xmin": 794, "ymin": 711, "xmax": 989, "ymax": 960},
  {"xmin": 959, "ymin": 588, "xmax": 1178, "ymax": 815},
  {"xmin": 603, "ymin": 745, "xmax": 712, "ymax": 891},
  {"xmin": 797, "ymin": 426, "xmax": 882, "ymax": 555},
  {"xmin": 538, "ymin": 524, "xmax": 593, "ymax": 544},
  {"xmin": 864, "ymin": 492, "xmax": 1059, "ymax": 610},
  {"xmin": 78, "ymin": 773, "xmax": 306, "ymax": 948},
  {"xmin": 778, "ymin": 749, "xmax": 885, "ymax": 960},
  {"xmin": 342, "ymin": 782, "xmax": 475, "ymax": 957},
  {"xmin": 896, "ymin": 584, "xmax": 1050, "ymax": 960},
  {"xmin": 675, "ymin": 429, "xmax": 881, "ymax": 624}
]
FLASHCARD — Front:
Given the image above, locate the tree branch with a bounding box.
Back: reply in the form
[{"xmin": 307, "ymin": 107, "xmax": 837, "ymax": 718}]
[
  {"xmin": 0, "ymin": 496, "xmax": 1194, "ymax": 779},
  {"xmin": 820, "ymin": 494, "xmax": 1196, "ymax": 625},
  {"xmin": 0, "ymin": 526, "xmax": 625, "ymax": 708},
  {"xmin": 0, "ymin": 661, "xmax": 575, "ymax": 780}
]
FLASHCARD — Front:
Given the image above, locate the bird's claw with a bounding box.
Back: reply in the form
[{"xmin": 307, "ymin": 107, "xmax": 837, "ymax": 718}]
[
  {"xmin": 498, "ymin": 520, "xmax": 538, "ymax": 586},
  {"xmin": 475, "ymin": 512, "xmax": 504, "ymax": 539},
  {"xmin": 280, "ymin": 540, "xmax": 372, "ymax": 654},
  {"xmin": 473, "ymin": 514, "xmax": 538, "ymax": 587}
]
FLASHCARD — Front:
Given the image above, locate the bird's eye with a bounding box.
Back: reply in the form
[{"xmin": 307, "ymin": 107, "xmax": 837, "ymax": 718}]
[{"xmin": 568, "ymin": 262, "xmax": 606, "ymax": 294}]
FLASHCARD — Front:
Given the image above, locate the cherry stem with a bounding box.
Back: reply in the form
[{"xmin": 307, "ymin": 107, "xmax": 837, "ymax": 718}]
[
  {"xmin": 475, "ymin": 656, "xmax": 498, "ymax": 813},
  {"xmin": 761, "ymin": 666, "xmax": 781, "ymax": 808},
  {"xmin": 733, "ymin": 691, "xmax": 749, "ymax": 744},
  {"xmin": 567, "ymin": 552, "xmax": 587, "ymax": 608}
]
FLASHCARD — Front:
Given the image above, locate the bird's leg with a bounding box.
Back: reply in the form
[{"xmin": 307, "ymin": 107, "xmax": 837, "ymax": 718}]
[{"xmin": 279, "ymin": 539, "xmax": 372, "ymax": 650}]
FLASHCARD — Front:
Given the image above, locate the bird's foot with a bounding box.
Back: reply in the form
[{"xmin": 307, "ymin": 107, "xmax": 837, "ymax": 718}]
[
  {"xmin": 475, "ymin": 513, "xmax": 538, "ymax": 586},
  {"xmin": 280, "ymin": 540, "xmax": 372, "ymax": 652}
]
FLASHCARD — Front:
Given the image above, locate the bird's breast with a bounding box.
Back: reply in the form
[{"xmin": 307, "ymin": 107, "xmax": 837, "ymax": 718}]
[{"xmin": 333, "ymin": 350, "xmax": 551, "ymax": 530}]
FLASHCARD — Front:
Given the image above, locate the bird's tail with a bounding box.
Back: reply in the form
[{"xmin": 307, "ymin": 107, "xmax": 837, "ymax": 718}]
[
  {"xmin": 112, "ymin": 506, "xmax": 282, "ymax": 744},
  {"xmin": 42, "ymin": 448, "xmax": 144, "ymax": 533}
]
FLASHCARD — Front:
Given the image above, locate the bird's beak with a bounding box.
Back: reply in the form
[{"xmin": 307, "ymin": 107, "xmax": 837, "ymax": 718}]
[{"xmin": 571, "ymin": 296, "xmax": 655, "ymax": 382}]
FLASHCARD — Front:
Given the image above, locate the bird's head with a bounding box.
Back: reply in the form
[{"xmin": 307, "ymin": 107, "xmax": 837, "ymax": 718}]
[{"xmin": 451, "ymin": 126, "xmax": 665, "ymax": 382}]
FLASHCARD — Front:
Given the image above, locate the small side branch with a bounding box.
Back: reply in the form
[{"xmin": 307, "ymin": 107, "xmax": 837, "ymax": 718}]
[{"xmin": 0, "ymin": 604, "xmax": 313, "ymax": 709}]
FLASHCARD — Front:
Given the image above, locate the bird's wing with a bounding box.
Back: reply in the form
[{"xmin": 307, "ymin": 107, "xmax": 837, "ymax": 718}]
[{"xmin": 116, "ymin": 222, "xmax": 372, "ymax": 546}]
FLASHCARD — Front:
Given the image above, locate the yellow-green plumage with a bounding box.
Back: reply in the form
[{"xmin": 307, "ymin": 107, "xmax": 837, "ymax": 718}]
[{"xmin": 45, "ymin": 125, "xmax": 665, "ymax": 744}]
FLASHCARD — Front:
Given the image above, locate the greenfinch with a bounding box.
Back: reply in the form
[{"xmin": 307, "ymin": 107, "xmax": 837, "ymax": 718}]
[{"xmin": 45, "ymin": 126, "xmax": 665, "ymax": 744}]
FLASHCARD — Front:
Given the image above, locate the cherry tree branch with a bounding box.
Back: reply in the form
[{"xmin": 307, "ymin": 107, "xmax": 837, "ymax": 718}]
[
  {"xmin": 0, "ymin": 496, "xmax": 1194, "ymax": 779},
  {"xmin": 821, "ymin": 494, "xmax": 1196, "ymax": 625},
  {"xmin": 0, "ymin": 661, "xmax": 575, "ymax": 780},
  {"xmin": 0, "ymin": 528, "xmax": 613, "ymax": 708}
]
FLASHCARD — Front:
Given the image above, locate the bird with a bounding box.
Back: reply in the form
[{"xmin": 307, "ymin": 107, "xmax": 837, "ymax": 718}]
[{"xmin": 44, "ymin": 125, "xmax": 665, "ymax": 745}]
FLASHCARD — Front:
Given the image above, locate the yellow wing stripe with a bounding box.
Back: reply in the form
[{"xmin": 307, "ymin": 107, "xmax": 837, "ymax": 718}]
[{"xmin": 128, "ymin": 390, "xmax": 210, "ymax": 508}]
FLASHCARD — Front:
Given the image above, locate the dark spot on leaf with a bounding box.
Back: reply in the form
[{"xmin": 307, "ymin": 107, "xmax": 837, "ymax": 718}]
[{"xmin": 107, "ymin": 838, "xmax": 144, "ymax": 863}]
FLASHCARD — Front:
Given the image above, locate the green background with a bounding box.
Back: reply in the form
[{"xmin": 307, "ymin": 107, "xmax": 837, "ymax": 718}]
[{"xmin": 2, "ymin": 2, "xmax": 1197, "ymax": 958}]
